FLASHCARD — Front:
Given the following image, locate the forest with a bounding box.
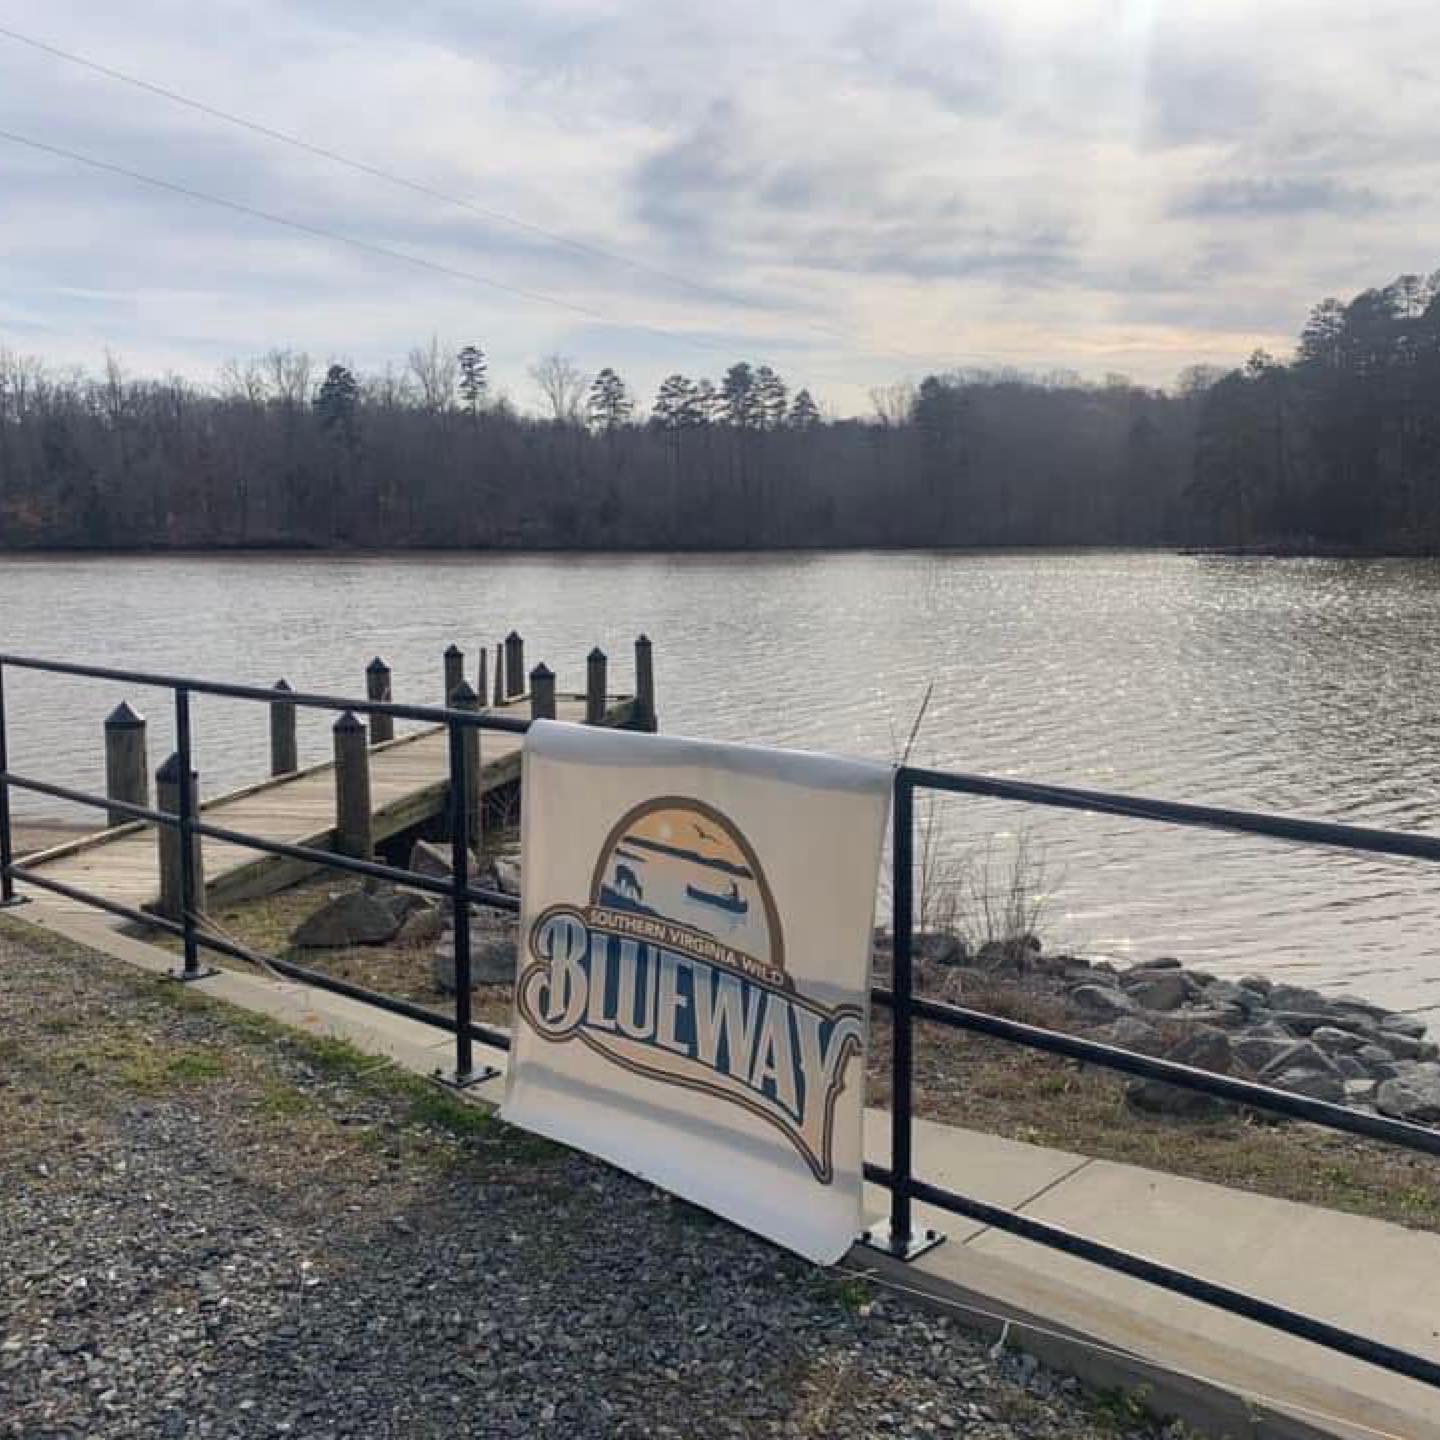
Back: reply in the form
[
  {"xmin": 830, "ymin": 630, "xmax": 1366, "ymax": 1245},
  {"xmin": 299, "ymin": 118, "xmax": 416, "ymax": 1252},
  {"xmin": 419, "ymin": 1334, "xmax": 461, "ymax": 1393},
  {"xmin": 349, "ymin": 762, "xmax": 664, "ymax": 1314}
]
[{"xmin": 1, "ymin": 269, "xmax": 1438, "ymax": 553}]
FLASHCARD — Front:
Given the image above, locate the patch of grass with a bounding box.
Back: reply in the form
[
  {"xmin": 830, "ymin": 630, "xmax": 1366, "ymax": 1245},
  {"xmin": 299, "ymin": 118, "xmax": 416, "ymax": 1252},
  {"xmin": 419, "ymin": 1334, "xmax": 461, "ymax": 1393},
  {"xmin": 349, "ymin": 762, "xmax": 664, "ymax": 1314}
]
[
  {"xmin": 304, "ymin": 1034, "xmax": 380, "ymax": 1080},
  {"xmin": 1089, "ymin": 1385, "xmax": 1157, "ymax": 1434},
  {"xmin": 808, "ymin": 1271, "xmax": 872, "ymax": 1313},
  {"xmin": 257, "ymin": 1082, "xmax": 310, "ymax": 1118},
  {"xmin": 404, "ymin": 1079, "xmax": 498, "ymax": 1138},
  {"xmin": 166, "ymin": 1050, "xmax": 228, "ymax": 1083},
  {"xmin": 110, "ymin": 1041, "xmax": 229, "ymax": 1094}
]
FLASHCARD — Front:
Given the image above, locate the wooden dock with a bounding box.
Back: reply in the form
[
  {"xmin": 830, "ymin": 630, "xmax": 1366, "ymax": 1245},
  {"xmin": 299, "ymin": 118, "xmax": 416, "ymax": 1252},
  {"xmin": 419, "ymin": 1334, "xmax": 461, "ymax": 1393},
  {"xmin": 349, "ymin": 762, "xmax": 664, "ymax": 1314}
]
[{"xmin": 19, "ymin": 692, "xmax": 622, "ymax": 922}]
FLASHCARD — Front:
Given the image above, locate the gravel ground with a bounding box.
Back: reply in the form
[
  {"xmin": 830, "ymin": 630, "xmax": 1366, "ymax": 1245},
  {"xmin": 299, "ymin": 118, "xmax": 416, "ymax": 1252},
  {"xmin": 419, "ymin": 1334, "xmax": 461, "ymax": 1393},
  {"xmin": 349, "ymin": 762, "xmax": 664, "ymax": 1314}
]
[{"xmin": 0, "ymin": 922, "xmax": 1192, "ymax": 1440}]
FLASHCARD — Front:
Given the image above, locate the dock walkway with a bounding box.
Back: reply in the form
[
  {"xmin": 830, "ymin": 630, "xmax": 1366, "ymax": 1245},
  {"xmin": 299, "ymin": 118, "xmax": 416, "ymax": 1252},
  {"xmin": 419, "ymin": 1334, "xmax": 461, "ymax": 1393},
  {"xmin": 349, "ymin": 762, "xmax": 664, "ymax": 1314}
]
[{"xmin": 18, "ymin": 695, "xmax": 594, "ymax": 919}]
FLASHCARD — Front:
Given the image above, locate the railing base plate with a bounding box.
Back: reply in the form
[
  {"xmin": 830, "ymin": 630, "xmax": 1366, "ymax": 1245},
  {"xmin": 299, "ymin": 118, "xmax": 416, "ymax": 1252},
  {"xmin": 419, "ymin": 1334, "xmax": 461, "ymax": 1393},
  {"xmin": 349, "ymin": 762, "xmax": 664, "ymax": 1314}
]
[
  {"xmin": 167, "ymin": 965, "xmax": 219, "ymax": 983},
  {"xmin": 439, "ymin": 1065, "xmax": 502, "ymax": 1091},
  {"xmin": 857, "ymin": 1221, "xmax": 946, "ymax": 1262}
]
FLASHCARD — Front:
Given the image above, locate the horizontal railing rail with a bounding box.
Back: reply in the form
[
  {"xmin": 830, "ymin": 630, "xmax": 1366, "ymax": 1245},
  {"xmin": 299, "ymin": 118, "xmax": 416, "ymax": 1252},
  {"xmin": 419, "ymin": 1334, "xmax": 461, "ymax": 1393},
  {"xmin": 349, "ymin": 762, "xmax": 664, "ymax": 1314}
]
[
  {"xmin": 866, "ymin": 765, "xmax": 1440, "ymax": 1393},
  {"xmin": 0, "ymin": 651, "xmax": 531, "ymax": 1085}
]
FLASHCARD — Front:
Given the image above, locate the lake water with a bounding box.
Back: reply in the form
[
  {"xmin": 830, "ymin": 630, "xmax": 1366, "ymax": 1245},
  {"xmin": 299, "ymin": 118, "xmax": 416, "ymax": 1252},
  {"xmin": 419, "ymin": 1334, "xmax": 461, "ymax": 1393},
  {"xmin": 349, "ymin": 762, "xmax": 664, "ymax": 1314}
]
[{"xmin": 3, "ymin": 550, "xmax": 1440, "ymax": 1013}]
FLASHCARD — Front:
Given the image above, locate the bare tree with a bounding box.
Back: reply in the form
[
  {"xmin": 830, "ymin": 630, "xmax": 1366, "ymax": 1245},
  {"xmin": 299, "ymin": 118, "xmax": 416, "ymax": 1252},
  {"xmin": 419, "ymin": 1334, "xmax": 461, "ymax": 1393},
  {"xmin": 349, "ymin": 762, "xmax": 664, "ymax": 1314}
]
[
  {"xmin": 529, "ymin": 353, "xmax": 589, "ymax": 423},
  {"xmin": 263, "ymin": 349, "xmax": 312, "ymax": 409},
  {"xmin": 218, "ymin": 357, "xmax": 267, "ymax": 408},
  {"xmin": 870, "ymin": 381, "xmax": 915, "ymax": 427},
  {"xmin": 407, "ymin": 335, "xmax": 454, "ymax": 414}
]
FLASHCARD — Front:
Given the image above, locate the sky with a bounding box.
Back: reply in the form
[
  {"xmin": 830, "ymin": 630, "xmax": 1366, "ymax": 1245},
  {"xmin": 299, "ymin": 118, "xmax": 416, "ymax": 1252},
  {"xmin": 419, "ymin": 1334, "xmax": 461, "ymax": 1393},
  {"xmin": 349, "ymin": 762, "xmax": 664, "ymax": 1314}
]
[{"xmin": 1, "ymin": 0, "xmax": 1438, "ymax": 417}]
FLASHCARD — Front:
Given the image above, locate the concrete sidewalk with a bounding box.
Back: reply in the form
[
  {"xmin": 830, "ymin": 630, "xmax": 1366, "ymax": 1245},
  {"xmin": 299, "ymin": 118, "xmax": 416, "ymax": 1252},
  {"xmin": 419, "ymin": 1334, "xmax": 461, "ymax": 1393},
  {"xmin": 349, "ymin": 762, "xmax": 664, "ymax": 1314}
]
[{"xmin": 13, "ymin": 902, "xmax": 1440, "ymax": 1440}]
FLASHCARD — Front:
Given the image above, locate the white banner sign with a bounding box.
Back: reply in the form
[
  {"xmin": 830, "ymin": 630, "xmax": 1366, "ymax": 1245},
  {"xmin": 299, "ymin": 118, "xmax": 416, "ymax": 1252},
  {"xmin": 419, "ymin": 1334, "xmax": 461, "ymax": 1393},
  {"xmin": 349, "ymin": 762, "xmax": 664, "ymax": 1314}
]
[{"xmin": 501, "ymin": 721, "xmax": 892, "ymax": 1264}]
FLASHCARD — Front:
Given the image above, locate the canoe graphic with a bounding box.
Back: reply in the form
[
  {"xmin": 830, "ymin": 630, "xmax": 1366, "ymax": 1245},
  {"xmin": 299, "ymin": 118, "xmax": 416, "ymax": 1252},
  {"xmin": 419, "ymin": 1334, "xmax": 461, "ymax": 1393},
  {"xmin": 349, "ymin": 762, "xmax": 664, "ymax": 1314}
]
[{"xmin": 685, "ymin": 880, "xmax": 748, "ymax": 916}]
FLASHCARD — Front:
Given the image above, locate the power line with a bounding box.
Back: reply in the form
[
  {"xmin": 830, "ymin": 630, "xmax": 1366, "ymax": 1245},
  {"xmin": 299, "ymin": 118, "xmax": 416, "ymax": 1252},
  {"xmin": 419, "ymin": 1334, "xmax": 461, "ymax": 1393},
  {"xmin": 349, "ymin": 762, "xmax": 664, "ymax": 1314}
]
[
  {"xmin": 0, "ymin": 125, "xmax": 807, "ymax": 368},
  {"xmin": 0, "ymin": 22, "xmax": 758, "ymax": 315},
  {"xmin": 0, "ymin": 21, "xmax": 976, "ymax": 376}
]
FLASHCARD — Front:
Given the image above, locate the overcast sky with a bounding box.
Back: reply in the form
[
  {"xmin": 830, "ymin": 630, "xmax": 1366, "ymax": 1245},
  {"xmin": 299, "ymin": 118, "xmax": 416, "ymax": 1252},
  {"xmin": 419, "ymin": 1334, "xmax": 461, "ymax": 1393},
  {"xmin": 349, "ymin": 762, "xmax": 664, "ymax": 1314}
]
[{"xmin": 1, "ymin": 1, "xmax": 1437, "ymax": 415}]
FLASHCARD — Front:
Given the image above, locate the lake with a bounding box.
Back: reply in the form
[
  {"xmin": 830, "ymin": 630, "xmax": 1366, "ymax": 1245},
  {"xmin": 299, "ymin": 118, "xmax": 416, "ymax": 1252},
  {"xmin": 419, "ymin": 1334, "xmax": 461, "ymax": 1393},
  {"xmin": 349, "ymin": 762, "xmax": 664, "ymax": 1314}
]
[{"xmin": 3, "ymin": 549, "xmax": 1439, "ymax": 1013}]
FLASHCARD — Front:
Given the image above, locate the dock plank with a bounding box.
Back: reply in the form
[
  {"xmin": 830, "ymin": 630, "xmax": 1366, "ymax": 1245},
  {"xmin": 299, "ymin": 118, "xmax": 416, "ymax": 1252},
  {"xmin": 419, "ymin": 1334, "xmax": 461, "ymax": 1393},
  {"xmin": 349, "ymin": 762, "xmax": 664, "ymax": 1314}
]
[{"xmin": 19, "ymin": 696, "xmax": 596, "ymax": 916}]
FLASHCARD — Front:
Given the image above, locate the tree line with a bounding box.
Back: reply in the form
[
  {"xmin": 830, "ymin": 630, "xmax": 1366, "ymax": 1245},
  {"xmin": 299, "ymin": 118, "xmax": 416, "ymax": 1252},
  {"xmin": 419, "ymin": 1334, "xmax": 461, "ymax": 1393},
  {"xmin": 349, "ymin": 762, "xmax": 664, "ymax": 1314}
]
[{"xmin": 1, "ymin": 269, "xmax": 1438, "ymax": 552}]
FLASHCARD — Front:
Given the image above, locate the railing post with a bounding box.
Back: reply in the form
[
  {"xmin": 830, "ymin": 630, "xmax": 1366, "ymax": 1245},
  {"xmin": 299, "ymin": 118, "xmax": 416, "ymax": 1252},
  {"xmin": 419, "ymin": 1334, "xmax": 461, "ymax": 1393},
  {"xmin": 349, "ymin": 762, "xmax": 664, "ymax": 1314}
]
[
  {"xmin": 476, "ymin": 647, "xmax": 488, "ymax": 711},
  {"xmin": 862, "ymin": 770, "xmax": 943, "ymax": 1259},
  {"xmin": 452, "ymin": 681, "xmax": 483, "ymax": 853},
  {"xmin": 492, "ymin": 642, "xmax": 504, "ymax": 707},
  {"xmin": 332, "ymin": 711, "xmax": 373, "ymax": 859},
  {"xmin": 158, "ymin": 693, "xmax": 212, "ymax": 980},
  {"xmin": 104, "ymin": 701, "xmax": 148, "ymax": 827},
  {"xmin": 585, "ymin": 647, "xmax": 607, "ymax": 725},
  {"xmin": 443, "ymin": 710, "xmax": 495, "ymax": 1089},
  {"xmin": 366, "ymin": 657, "xmax": 394, "ymax": 744},
  {"xmin": 635, "ymin": 633, "xmax": 657, "ymax": 731},
  {"xmin": 0, "ymin": 660, "xmax": 20, "ymax": 907},
  {"xmin": 270, "ymin": 679, "xmax": 298, "ymax": 777},
  {"xmin": 444, "ymin": 644, "xmax": 465, "ymax": 703},
  {"xmin": 530, "ymin": 663, "xmax": 555, "ymax": 721},
  {"xmin": 505, "ymin": 631, "xmax": 524, "ymax": 698}
]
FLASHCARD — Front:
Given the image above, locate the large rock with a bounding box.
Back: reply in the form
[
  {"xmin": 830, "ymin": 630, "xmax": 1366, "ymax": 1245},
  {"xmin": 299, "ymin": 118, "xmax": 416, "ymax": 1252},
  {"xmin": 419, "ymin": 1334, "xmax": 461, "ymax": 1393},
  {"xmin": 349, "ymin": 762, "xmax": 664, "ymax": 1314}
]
[
  {"xmin": 1127, "ymin": 971, "xmax": 1188, "ymax": 1012},
  {"xmin": 1343, "ymin": 1078, "xmax": 1378, "ymax": 1108},
  {"xmin": 408, "ymin": 839, "xmax": 459, "ymax": 880},
  {"xmin": 1273, "ymin": 1069, "xmax": 1345, "ymax": 1103},
  {"xmin": 1260, "ymin": 1040, "xmax": 1341, "ymax": 1082},
  {"xmin": 1069, "ymin": 984, "xmax": 1135, "ymax": 1021},
  {"xmin": 1309, "ymin": 1025, "xmax": 1364, "ymax": 1056},
  {"xmin": 1357, "ymin": 1043, "xmax": 1401, "ymax": 1079},
  {"xmin": 1232, "ymin": 1034, "xmax": 1299, "ymax": 1075},
  {"xmin": 1374, "ymin": 1031, "xmax": 1439, "ymax": 1062},
  {"xmin": 1375, "ymin": 1069, "xmax": 1440, "ymax": 1124},
  {"xmin": 1126, "ymin": 1026, "xmax": 1231, "ymax": 1118},
  {"xmin": 1091, "ymin": 1016, "xmax": 1164, "ymax": 1055},
  {"xmin": 1172, "ymin": 1005, "xmax": 1248, "ymax": 1031},
  {"xmin": 1238, "ymin": 974, "xmax": 1273, "ymax": 997},
  {"xmin": 1379, "ymin": 1013, "xmax": 1428, "ymax": 1041},
  {"xmin": 433, "ymin": 906, "xmax": 518, "ymax": 992},
  {"xmin": 1130, "ymin": 956, "xmax": 1182, "ymax": 972},
  {"xmin": 915, "ymin": 932, "xmax": 968, "ymax": 967},
  {"xmin": 292, "ymin": 889, "xmax": 403, "ymax": 949}
]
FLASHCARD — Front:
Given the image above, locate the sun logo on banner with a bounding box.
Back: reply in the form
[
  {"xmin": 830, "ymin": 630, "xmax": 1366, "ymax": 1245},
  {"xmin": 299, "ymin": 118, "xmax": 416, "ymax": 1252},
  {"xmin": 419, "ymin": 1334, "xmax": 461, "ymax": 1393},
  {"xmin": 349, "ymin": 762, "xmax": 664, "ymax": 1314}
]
[{"xmin": 515, "ymin": 798, "xmax": 865, "ymax": 1182}]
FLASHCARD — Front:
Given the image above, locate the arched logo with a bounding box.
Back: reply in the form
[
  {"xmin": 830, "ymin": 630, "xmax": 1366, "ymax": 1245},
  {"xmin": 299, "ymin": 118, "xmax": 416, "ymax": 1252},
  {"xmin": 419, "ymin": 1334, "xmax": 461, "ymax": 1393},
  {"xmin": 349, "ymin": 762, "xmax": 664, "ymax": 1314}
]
[{"xmin": 516, "ymin": 798, "xmax": 863, "ymax": 1182}]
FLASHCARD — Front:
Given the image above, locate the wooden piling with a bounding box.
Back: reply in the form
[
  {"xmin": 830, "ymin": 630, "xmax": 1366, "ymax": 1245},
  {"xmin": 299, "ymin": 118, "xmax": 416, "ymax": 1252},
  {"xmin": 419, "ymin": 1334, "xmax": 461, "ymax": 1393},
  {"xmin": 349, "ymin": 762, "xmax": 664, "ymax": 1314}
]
[
  {"xmin": 270, "ymin": 680, "xmax": 298, "ymax": 776},
  {"xmin": 444, "ymin": 644, "xmax": 465, "ymax": 704},
  {"xmin": 451, "ymin": 680, "xmax": 483, "ymax": 852},
  {"xmin": 635, "ymin": 634, "xmax": 657, "ymax": 731},
  {"xmin": 103, "ymin": 701, "xmax": 148, "ymax": 827},
  {"xmin": 366, "ymin": 657, "xmax": 394, "ymax": 744},
  {"xmin": 493, "ymin": 643, "xmax": 504, "ymax": 707},
  {"xmin": 585, "ymin": 648, "xmax": 607, "ymax": 725},
  {"xmin": 155, "ymin": 751, "xmax": 203, "ymax": 921},
  {"xmin": 505, "ymin": 632, "xmax": 525, "ymax": 698},
  {"xmin": 530, "ymin": 663, "xmax": 556, "ymax": 720},
  {"xmin": 332, "ymin": 711, "xmax": 373, "ymax": 859},
  {"xmin": 476, "ymin": 648, "xmax": 488, "ymax": 711}
]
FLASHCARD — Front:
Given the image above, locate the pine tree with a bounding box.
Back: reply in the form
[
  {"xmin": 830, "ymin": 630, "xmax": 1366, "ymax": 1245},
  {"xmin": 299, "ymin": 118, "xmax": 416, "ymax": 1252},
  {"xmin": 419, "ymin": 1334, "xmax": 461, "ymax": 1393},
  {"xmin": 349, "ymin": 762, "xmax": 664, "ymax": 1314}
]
[
  {"xmin": 457, "ymin": 344, "xmax": 488, "ymax": 417},
  {"xmin": 788, "ymin": 388, "xmax": 821, "ymax": 430},
  {"xmin": 587, "ymin": 367, "xmax": 633, "ymax": 433},
  {"xmin": 755, "ymin": 366, "xmax": 788, "ymax": 430},
  {"xmin": 721, "ymin": 363, "xmax": 761, "ymax": 428},
  {"xmin": 652, "ymin": 374, "xmax": 697, "ymax": 431},
  {"xmin": 313, "ymin": 363, "xmax": 358, "ymax": 434}
]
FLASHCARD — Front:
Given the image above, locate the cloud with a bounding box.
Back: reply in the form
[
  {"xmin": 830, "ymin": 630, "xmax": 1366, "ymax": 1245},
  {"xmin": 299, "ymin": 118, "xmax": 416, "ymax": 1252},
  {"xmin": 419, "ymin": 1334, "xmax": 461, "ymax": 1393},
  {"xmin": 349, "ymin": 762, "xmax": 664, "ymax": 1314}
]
[
  {"xmin": 1172, "ymin": 177, "xmax": 1383, "ymax": 218},
  {"xmin": 1, "ymin": 0, "xmax": 1439, "ymax": 413}
]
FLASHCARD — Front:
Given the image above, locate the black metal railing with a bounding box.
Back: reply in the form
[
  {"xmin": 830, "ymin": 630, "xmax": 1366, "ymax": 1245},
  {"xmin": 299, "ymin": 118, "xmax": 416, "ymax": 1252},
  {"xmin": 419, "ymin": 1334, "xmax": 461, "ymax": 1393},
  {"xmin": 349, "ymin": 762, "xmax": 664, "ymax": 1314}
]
[
  {"xmin": 0, "ymin": 652, "xmax": 526, "ymax": 1083},
  {"xmin": 3, "ymin": 654, "xmax": 1440, "ymax": 1389},
  {"xmin": 865, "ymin": 763, "xmax": 1440, "ymax": 1390}
]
